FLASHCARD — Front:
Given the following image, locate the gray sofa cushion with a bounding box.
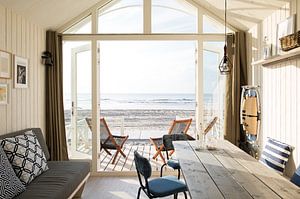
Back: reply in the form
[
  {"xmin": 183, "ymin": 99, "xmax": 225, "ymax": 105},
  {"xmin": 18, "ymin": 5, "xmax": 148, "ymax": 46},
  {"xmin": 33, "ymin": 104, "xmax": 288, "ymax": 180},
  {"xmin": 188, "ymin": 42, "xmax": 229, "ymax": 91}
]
[
  {"xmin": 0, "ymin": 147, "xmax": 26, "ymax": 198},
  {"xmin": 16, "ymin": 161, "xmax": 90, "ymax": 199},
  {"xmin": 0, "ymin": 128, "xmax": 50, "ymax": 161},
  {"xmin": 0, "ymin": 130, "xmax": 49, "ymax": 185}
]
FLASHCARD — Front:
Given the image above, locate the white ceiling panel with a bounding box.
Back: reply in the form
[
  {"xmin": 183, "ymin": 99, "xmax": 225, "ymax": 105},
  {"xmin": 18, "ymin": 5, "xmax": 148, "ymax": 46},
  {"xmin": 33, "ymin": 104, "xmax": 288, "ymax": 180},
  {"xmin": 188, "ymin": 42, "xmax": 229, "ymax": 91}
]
[
  {"xmin": 0, "ymin": 0, "xmax": 103, "ymax": 29},
  {"xmin": 0, "ymin": 0, "xmax": 291, "ymax": 31}
]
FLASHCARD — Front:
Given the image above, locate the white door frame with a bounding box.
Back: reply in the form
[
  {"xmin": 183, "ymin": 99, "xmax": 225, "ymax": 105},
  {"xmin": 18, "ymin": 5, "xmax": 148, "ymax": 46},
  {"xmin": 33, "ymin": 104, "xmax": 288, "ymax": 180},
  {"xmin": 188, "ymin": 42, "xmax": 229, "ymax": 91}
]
[{"xmin": 70, "ymin": 44, "xmax": 91, "ymax": 155}]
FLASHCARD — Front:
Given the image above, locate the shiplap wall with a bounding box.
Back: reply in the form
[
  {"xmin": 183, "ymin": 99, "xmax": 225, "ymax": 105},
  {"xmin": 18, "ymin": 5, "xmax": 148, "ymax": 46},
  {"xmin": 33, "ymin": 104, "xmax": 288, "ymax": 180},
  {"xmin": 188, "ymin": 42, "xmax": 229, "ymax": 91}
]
[
  {"xmin": 248, "ymin": 1, "xmax": 300, "ymax": 176},
  {"xmin": 0, "ymin": 4, "xmax": 46, "ymax": 136}
]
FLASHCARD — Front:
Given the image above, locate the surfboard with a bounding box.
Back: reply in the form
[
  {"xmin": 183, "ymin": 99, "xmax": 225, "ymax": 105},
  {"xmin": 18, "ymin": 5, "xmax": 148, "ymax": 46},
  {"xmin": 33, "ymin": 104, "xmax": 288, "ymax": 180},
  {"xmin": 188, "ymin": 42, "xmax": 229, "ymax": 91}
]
[{"xmin": 240, "ymin": 86, "xmax": 260, "ymax": 137}]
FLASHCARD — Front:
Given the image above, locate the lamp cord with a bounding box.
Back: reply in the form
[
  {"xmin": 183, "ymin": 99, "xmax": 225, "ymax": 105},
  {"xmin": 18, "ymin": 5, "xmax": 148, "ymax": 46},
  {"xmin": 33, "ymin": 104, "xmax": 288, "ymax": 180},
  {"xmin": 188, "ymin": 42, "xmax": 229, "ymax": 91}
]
[{"xmin": 225, "ymin": 0, "xmax": 227, "ymax": 45}]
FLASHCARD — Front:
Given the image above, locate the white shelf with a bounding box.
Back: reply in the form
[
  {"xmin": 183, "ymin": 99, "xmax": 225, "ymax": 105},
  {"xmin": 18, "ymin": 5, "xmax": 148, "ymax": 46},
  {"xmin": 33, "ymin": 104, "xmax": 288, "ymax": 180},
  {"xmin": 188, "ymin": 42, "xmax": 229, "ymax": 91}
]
[{"xmin": 251, "ymin": 47, "xmax": 300, "ymax": 66}]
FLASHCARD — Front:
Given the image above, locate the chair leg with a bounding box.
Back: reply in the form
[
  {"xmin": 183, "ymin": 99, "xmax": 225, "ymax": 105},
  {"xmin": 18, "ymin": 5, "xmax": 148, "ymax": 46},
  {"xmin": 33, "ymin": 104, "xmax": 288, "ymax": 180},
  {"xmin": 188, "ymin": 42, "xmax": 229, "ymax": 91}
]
[
  {"xmin": 152, "ymin": 149, "xmax": 161, "ymax": 159},
  {"xmin": 174, "ymin": 193, "xmax": 178, "ymax": 199},
  {"xmin": 112, "ymin": 151, "xmax": 120, "ymax": 164},
  {"xmin": 119, "ymin": 149, "xmax": 126, "ymax": 158},
  {"xmin": 168, "ymin": 150, "xmax": 175, "ymax": 157},
  {"xmin": 177, "ymin": 169, "xmax": 181, "ymax": 179},
  {"xmin": 159, "ymin": 152, "xmax": 166, "ymax": 164},
  {"xmin": 104, "ymin": 148, "xmax": 112, "ymax": 155},
  {"xmin": 160, "ymin": 163, "xmax": 167, "ymax": 177},
  {"xmin": 137, "ymin": 187, "xmax": 142, "ymax": 199},
  {"xmin": 183, "ymin": 191, "xmax": 187, "ymax": 199}
]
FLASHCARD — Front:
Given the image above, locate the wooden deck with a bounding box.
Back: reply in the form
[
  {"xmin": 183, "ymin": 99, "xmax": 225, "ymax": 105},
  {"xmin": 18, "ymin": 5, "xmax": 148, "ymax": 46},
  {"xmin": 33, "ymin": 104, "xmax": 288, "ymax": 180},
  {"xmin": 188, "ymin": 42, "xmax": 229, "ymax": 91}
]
[
  {"xmin": 76, "ymin": 141, "xmax": 171, "ymax": 172},
  {"xmin": 97, "ymin": 141, "xmax": 168, "ymax": 172}
]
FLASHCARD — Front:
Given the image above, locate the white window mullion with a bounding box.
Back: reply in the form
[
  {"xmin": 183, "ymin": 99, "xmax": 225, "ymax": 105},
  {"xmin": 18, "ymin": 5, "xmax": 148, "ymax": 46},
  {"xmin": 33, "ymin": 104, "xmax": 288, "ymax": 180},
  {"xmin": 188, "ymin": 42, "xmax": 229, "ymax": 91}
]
[
  {"xmin": 144, "ymin": 0, "xmax": 151, "ymax": 34},
  {"xmin": 196, "ymin": 40, "xmax": 203, "ymax": 140},
  {"xmin": 198, "ymin": 8, "xmax": 203, "ymax": 34},
  {"xmin": 91, "ymin": 8, "xmax": 97, "ymax": 34},
  {"xmin": 91, "ymin": 38, "xmax": 100, "ymax": 173}
]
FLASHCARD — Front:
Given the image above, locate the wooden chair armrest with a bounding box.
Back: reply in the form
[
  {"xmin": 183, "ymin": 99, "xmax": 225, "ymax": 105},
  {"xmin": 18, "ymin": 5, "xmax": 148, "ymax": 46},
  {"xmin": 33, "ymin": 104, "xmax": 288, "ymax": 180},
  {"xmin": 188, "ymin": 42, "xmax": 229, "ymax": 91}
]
[
  {"xmin": 112, "ymin": 135, "xmax": 129, "ymax": 139},
  {"xmin": 150, "ymin": 137, "xmax": 162, "ymax": 141}
]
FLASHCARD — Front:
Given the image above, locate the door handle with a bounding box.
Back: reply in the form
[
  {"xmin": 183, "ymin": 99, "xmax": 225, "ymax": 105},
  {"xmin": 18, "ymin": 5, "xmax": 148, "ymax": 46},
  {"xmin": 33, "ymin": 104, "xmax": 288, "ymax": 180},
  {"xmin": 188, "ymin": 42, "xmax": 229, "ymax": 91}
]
[{"xmin": 72, "ymin": 101, "xmax": 74, "ymax": 116}]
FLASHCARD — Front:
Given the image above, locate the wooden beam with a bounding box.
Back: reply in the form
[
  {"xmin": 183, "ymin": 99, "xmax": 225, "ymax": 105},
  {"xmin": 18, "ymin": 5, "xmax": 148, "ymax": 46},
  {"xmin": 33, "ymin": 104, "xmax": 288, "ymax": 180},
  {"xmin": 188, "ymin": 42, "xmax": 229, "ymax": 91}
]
[{"xmin": 191, "ymin": 0, "xmax": 243, "ymax": 31}]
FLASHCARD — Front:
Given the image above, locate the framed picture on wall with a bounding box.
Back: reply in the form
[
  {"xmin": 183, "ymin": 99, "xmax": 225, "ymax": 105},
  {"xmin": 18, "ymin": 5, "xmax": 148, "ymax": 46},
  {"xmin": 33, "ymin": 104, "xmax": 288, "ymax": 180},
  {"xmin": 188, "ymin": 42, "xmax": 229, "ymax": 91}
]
[
  {"xmin": 276, "ymin": 15, "xmax": 296, "ymax": 55},
  {"xmin": 0, "ymin": 50, "xmax": 12, "ymax": 79},
  {"xmin": 14, "ymin": 56, "xmax": 28, "ymax": 88},
  {"xmin": 0, "ymin": 83, "xmax": 8, "ymax": 105}
]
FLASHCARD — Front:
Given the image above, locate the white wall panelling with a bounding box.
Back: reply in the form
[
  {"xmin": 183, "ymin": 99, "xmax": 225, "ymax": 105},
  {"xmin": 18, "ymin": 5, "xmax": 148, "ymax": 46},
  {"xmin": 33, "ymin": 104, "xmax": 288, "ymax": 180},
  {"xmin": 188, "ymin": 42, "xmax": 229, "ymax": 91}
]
[
  {"xmin": 248, "ymin": 1, "xmax": 300, "ymax": 177},
  {"xmin": 0, "ymin": 4, "xmax": 46, "ymax": 136}
]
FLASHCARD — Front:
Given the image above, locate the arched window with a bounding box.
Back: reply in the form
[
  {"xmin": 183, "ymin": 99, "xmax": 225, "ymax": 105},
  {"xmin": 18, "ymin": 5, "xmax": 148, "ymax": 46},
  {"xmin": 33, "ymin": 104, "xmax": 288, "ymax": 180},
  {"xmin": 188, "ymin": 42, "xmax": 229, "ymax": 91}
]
[
  {"xmin": 203, "ymin": 15, "xmax": 233, "ymax": 33},
  {"xmin": 64, "ymin": 15, "xmax": 91, "ymax": 34},
  {"xmin": 98, "ymin": 0, "xmax": 143, "ymax": 33},
  {"xmin": 152, "ymin": 0, "xmax": 197, "ymax": 33}
]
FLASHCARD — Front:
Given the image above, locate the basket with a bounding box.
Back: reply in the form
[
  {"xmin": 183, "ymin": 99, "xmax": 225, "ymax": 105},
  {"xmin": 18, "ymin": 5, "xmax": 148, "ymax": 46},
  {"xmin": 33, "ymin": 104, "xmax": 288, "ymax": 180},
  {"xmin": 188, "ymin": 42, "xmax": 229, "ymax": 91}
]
[{"xmin": 280, "ymin": 31, "xmax": 300, "ymax": 51}]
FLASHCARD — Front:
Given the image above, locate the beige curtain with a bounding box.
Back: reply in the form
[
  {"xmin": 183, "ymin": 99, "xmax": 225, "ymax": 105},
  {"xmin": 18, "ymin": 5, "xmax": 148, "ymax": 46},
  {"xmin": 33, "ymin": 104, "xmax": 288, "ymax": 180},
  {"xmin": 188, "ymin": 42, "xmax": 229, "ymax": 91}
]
[
  {"xmin": 224, "ymin": 32, "xmax": 248, "ymax": 146},
  {"xmin": 45, "ymin": 31, "xmax": 69, "ymax": 161}
]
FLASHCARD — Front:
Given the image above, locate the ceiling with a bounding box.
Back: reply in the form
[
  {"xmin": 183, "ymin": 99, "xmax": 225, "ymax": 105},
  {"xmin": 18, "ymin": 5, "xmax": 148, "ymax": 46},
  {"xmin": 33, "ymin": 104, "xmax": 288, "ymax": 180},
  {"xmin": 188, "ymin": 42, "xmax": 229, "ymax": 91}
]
[
  {"xmin": 193, "ymin": 0, "xmax": 290, "ymax": 30},
  {"xmin": 0, "ymin": 0, "xmax": 290, "ymax": 31},
  {"xmin": 0, "ymin": 0, "xmax": 102, "ymax": 30}
]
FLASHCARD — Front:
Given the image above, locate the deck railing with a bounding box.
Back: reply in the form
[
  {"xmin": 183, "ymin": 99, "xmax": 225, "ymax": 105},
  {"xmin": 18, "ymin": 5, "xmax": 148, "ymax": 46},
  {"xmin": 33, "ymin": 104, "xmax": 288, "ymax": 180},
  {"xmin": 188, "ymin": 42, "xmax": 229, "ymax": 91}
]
[{"xmin": 65, "ymin": 112, "xmax": 224, "ymax": 156}]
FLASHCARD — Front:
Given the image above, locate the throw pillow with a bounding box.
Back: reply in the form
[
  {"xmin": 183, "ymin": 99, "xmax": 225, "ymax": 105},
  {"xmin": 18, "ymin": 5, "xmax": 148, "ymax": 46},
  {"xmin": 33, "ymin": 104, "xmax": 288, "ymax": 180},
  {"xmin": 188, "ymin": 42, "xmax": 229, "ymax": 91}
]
[
  {"xmin": 291, "ymin": 165, "xmax": 300, "ymax": 187},
  {"xmin": 259, "ymin": 137, "xmax": 292, "ymax": 175},
  {"xmin": 0, "ymin": 130, "xmax": 49, "ymax": 185},
  {"xmin": 0, "ymin": 146, "xmax": 26, "ymax": 198}
]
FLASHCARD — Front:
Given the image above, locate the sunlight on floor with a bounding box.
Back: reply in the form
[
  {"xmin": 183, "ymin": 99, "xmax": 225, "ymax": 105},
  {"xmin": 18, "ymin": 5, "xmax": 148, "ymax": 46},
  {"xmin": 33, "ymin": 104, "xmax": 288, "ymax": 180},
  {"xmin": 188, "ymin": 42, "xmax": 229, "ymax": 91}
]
[{"xmin": 82, "ymin": 177, "xmax": 189, "ymax": 199}]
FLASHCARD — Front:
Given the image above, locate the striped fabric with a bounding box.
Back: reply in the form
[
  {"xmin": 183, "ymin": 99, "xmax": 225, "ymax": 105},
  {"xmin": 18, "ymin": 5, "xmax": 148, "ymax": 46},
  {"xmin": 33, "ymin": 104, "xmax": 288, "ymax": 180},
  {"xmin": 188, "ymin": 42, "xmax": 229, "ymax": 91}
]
[{"xmin": 259, "ymin": 138, "xmax": 292, "ymax": 174}]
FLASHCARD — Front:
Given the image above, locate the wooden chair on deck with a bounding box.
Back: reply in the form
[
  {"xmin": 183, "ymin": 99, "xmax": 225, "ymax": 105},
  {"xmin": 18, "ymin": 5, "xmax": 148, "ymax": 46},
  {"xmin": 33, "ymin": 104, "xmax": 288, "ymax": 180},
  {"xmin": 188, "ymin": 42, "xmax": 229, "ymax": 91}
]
[
  {"xmin": 149, "ymin": 118, "xmax": 192, "ymax": 163},
  {"xmin": 203, "ymin": 116, "xmax": 218, "ymax": 136},
  {"xmin": 86, "ymin": 117, "xmax": 129, "ymax": 164},
  {"xmin": 160, "ymin": 116, "xmax": 218, "ymax": 178}
]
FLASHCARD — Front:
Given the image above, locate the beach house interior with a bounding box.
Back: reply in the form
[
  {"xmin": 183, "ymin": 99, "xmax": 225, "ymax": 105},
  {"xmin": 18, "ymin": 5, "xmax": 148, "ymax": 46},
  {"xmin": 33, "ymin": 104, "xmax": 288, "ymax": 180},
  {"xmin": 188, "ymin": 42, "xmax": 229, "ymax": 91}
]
[{"xmin": 1, "ymin": 0, "xmax": 300, "ymax": 198}]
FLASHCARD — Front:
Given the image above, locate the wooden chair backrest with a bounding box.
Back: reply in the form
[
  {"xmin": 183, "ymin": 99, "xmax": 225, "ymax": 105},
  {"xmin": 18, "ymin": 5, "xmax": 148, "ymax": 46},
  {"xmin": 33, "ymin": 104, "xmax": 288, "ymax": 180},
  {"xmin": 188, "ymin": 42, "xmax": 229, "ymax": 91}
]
[
  {"xmin": 168, "ymin": 118, "xmax": 192, "ymax": 135},
  {"xmin": 85, "ymin": 118, "xmax": 92, "ymax": 131},
  {"xmin": 100, "ymin": 118, "xmax": 112, "ymax": 140},
  {"xmin": 86, "ymin": 117, "xmax": 111, "ymax": 141},
  {"xmin": 203, "ymin": 117, "xmax": 218, "ymax": 135}
]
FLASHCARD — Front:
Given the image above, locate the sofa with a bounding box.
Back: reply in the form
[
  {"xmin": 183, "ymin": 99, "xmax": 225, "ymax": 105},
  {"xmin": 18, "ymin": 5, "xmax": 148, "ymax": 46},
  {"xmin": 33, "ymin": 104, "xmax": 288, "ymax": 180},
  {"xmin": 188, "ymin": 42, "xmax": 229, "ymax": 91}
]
[{"xmin": 0, "ymin": 128, "xmax": 90, "ymax": 199}]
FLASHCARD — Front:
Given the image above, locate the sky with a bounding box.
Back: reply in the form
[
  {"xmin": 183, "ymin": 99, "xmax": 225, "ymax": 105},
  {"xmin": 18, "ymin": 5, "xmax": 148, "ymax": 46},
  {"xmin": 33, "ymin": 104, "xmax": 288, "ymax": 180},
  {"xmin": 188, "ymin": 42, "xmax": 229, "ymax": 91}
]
[
  {"xmin": 63, "ymin": 0, "xmax": 227, "ymax": 95},
  {"xmin": 99, "ymin": 41, "xmax": 196, "ymax": 94}
]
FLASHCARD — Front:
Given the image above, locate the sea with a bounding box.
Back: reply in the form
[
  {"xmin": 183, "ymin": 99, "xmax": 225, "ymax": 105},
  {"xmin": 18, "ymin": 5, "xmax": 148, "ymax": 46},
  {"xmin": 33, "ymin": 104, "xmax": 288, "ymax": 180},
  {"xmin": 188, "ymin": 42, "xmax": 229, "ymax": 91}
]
[{"xmin": 64, "ymin": 93, "xmax": 213, "ymax": 110}]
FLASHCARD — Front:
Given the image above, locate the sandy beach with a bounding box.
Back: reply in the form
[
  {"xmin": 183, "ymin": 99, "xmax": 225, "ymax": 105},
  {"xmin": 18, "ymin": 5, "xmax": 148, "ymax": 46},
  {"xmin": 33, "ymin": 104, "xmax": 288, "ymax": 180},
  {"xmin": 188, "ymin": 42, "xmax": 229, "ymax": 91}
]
[{"xmin": 65, "ymin": 109, "xmax": 197, "ymax": 139}]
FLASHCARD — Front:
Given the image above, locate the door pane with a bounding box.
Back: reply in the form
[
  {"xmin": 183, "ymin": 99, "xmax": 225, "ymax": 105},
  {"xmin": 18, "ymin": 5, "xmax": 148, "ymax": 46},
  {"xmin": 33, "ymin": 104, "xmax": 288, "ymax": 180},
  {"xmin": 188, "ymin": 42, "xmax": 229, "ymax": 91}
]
[
  {"xmin": 63, "ymin": 41, "xmax": 92, "ymax": 159},
  {"xmin": 203, "ymin": 41, "xmax": 225, "ymax": 138}
]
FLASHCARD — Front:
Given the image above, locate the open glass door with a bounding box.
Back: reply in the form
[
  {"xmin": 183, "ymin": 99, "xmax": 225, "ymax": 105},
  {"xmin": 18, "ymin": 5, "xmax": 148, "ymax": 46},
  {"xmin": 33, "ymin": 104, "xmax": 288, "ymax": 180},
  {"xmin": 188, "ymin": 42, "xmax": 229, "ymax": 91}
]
[
  {"xmin": 203, "ymin": 41, "xmax": 225, "ymax": 138},
  {"xmin": 63, "ymin": 41, "xmax": 92, "ymax": 159}
]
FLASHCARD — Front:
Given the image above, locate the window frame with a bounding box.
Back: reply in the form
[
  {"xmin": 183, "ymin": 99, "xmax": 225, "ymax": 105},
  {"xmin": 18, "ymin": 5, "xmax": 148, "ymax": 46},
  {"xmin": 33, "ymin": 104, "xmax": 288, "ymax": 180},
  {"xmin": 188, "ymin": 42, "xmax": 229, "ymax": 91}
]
[{"xmin": 58, "ymin": 0, "xmax": 236, "ymax": 175}]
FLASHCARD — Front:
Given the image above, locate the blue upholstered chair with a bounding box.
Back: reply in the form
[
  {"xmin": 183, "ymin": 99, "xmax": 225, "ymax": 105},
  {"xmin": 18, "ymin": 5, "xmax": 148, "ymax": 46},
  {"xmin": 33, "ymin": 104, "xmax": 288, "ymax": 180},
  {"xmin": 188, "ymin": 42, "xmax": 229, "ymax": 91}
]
[
  {"xmin": 134, "ymin": 151, "xmax": 188, "ymax": 199},
  {"xmin": 291, "ymin": 166, "xmax": 300, "ymax": 187},
  {"xmin": 160, "ymin": 134, "xmax": 195, "ymax": 179}
]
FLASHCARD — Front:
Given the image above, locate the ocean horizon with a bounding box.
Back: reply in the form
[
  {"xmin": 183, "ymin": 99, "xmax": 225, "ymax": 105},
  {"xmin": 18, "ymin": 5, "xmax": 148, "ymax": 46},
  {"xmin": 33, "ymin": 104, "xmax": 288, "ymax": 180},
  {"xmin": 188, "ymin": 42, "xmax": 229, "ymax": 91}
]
[{"xmin": 64, "ymin": 93, "xmax": 213, "ymax": 110}]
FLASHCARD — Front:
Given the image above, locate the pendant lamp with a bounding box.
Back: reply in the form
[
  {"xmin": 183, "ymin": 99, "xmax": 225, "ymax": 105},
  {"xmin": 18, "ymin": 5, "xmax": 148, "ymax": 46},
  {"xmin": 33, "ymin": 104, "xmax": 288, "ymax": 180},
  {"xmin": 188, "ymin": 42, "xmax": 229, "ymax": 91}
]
[{"xmin": 219, "ymin": 0, "xmax": 232, "ymax": 75}]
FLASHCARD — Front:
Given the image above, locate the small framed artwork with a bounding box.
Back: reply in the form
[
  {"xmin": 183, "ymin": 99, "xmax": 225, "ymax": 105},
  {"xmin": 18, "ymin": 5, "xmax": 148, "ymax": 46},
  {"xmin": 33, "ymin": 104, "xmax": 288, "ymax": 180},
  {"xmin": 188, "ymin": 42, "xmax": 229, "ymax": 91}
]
[
  {"xmin": 14, "ymin": 56, "xmax": 28, "ymax": 88},
  {"xmin": 0, "ymin": 83, "xmax": 8, "ymax": 105},
  {"xmin": 0, "ymin": 50, "xmax": 12, "ymax": 79},
  {"xmin": 276, "ymin": 15, "xmax": 296, "ymax": 55}
]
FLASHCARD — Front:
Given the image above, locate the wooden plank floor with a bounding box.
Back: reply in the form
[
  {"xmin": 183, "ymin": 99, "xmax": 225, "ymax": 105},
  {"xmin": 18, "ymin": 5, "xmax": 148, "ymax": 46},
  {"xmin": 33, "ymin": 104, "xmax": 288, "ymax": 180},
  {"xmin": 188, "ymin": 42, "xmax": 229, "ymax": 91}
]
[
  {"xmin": 98, "ymin": 141, "xmax": 168, "ymax": 172},
  {"xmin": 77, "ymin": 141, "xmax": 169, "ymax": 172},
  {"xmin": 82, "ymin": 177, "xmax": 190, "ymax": 199}
]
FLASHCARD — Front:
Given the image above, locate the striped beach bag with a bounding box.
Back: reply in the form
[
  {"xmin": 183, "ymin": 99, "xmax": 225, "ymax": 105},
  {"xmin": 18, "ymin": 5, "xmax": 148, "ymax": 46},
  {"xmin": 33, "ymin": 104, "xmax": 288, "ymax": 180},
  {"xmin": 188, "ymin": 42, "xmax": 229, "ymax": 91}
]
[{"xmin": 259, "ymin": 138, "xmax": 292, "ymax": 174}]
